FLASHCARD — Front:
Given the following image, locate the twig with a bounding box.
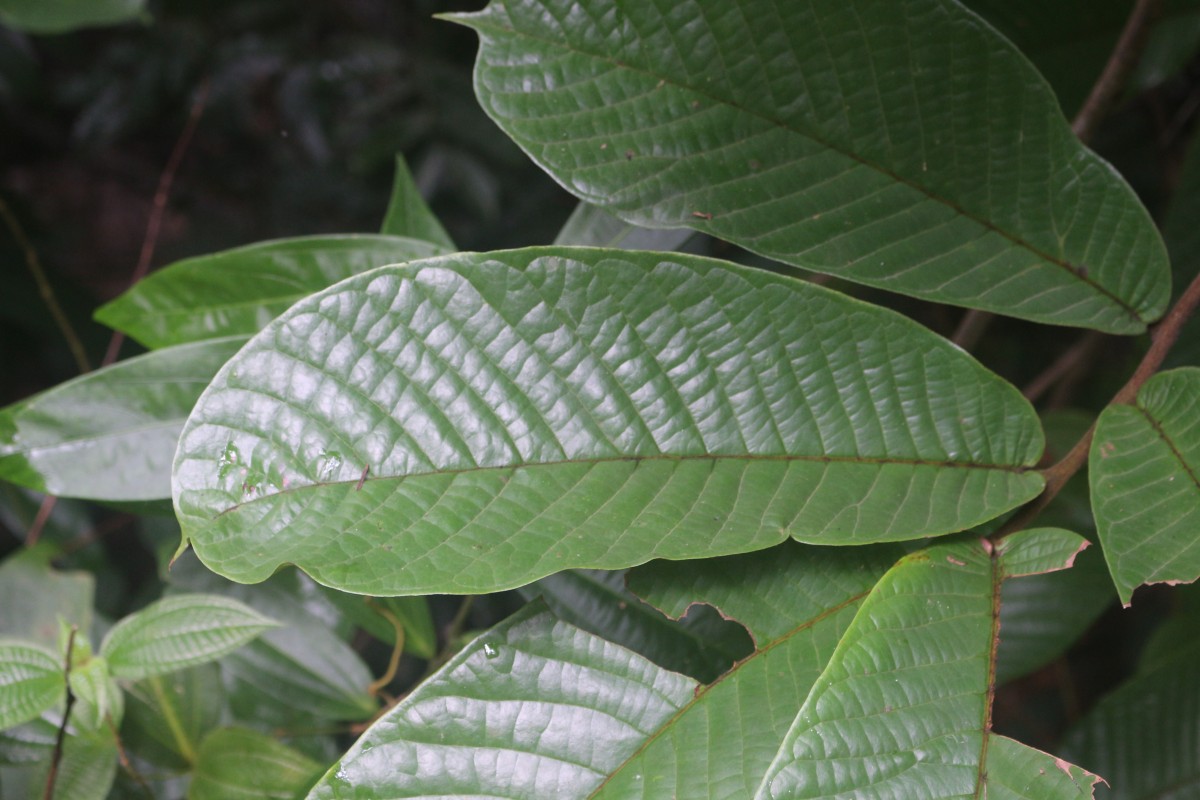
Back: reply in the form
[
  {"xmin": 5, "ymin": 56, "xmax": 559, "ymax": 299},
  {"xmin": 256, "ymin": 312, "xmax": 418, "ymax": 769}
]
[
  {"xmin": 108, "ymin": 718, "xmax": 155, "ymax": 799},
  {"xmin": 25, "ymin": 495, "xmax": 59, "ymax": 548},
  {"xmin": 101, "ymin": 79, "xmax": 210, "ymax": 367},
  {"xmin": 1072, "ymin": 0, "xmax": 1163, "ymax": 144},
  {"xmin": 1022, "ymin": 331, "xmax": 1104, "ymax": 404},
  {"xmin": 0, "ymin": 195, "xmax": 91, "ymax": 373},
  {"xmin": 952, "ymin": 308, "xmax": 993, "ymax": 351},
  {"xmin": 44, "ymin": 626, "xmax": 78, "ymax": 800},
  {"xmin": 994, "ymin": 268, "xmax": 1200, "ymax": 539}
]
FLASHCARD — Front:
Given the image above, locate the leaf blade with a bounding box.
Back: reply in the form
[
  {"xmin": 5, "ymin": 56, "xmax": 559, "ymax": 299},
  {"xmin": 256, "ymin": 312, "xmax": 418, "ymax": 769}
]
[
  {"xmin": 94, "ymin": 234, "xmax": 448, "ymax": 349},
  {"xmin": 173, "ymin": 248, "xmax": 1044, "ymax": 595},
  {"xmin": 448, "ymin": 0, "xmax": 1169, "ymax": 332},
  {"xmin": 0, "ymin": 641, "xmax": 64, "ymax": 731}
]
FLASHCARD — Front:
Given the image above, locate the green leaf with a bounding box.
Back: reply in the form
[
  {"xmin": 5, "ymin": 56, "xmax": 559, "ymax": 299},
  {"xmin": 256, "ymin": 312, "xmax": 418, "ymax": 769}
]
[
  {"xmin": 380, "ymin": 155, "xmax": 457, "ymax": 250},
  {"xmin": 554, "ymin": 201, "xmax": 696, "ymax": 250},
  {"xmin": 982, "ymin": 734, "xmax": 1104, "ymax": 798},
  {"xmin": 522, "ymin": 568, "xmax": 753, "ymax": 683},
  {"xmin": 997, "ymin": 527, "xmax": 1090, "ymax": 578},
  {"xmin": 307, "ymin": 601, "xmax": 698, "ymax": 799},
  {"xmin": 174, "ymin": 248, "xmax": 1044, "ymax": 595},
  {"xmin": 0, "ymin": 337, "xmax": 246, "ymax": 502},
  {"xmin": 191, "ymin": 727, "xmax": 323, "ymax": 800},
  {"xmin": 1062, "ymin": 641, "xmax": 1197, "ymax": 799},
  {"xmin": 1091, "ymin": 368, "xmax": 1200, "ymax": 605},
  {"xmin": 0, "ymin": 0, "xmax": 145, "ymax": 33},
  {"xmin": 0, "ymin": 641, "xmax": 63, "ymax": 730},
  {"xmin": 67, "ymin": 656, "xmax": 121, "ymax": 731},
  {"xmin": 0, "ymin": 713, "xmax": 57, "ymax": 765},
  {"xmin": 100, "ymin": 594, "xmax": 279, "ymax": 680},
  {"xmin": 94, "ymin": 235, "xmax": 449, "ymax": 349},
  {"xmin": 29, "ymin": 724, "xmax": 119, "ymax": 800},
  {"xmin": 164, "ymin": 565, "xmax": 378, "ymax": 724},
  {"xmin": 0, "ymin": 551, "xmax": 93, "ymax": 649},
  {"xmin": 448, "ymin": 0, "xmax": 1169, "ymax": 333},
  {"xmin": 122, "ymin": 665, "xmax": 221, "ymax": 768},
  {"xmin": 604, "ymin": 543, "xmax": 899, "ymax": 798},
  {"xmin": 755, "ymin": 537, "xmax": 1092, "ymax": 798}
]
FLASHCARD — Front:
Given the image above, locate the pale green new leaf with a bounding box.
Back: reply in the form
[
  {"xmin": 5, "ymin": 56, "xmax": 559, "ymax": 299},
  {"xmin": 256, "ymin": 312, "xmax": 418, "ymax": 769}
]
[
  {"xmin": 307, "ymin": 601, "xmax": 698, "ymax": 799},
  {"xmin": 100, "ymin": 594, "xmax": 279, "ymax": 680},
  {"xmin": 380, "ymin": 155, "xmax": 457, "ymax": 250},
  {"xmin": 191, "ymin": 727, "xmax": 323, "ymax": 800},
  {"xmin": 0, "ymin": 337, "xmax": 246, "ymax": 502},
  {"xmin": 449, "ymin": 0, "xmax": 1168, "ymax": 333},
  {"xmin": 554, "ymin": 201, "xmax": 696, "ymax": 251},
  {"xmin": 0, "ymin": 641, "xmax": 63, "ymax": 731},
  {"xmin": 94, "ymin": 235, "xmax": 448, "ymax": 349},
  {"xmin": 173, "ymin": 248, "xmax": 1044, "ymax": 595},
  {"xmin": 996, "ymin": 527, "xmax": 1090, "ymax": 578},
  {"xmin": 1091, "ymin": 368, "xmax": 1200, "ymax": 604},
  {"xmin": 755, "ymin": 536, "xmax": 1095, "ymax": 799},
  {"xmin": 67, "ymin": 656, "xmax": 122, "ymax": 731}
]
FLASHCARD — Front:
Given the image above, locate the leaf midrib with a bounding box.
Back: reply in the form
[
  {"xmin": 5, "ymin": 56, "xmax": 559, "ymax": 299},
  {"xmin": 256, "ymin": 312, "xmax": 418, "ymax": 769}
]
[
  {"xmin": 458, "ymin": 9, "xmax": 1142, "ymax": 325},
  {"xmin": 207, "ymin": 450, "xmax": 1037, "ymax": 520}
]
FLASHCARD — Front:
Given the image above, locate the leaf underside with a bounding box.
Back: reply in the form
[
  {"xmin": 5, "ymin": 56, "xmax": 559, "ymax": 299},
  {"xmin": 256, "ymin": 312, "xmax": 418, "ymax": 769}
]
[
  {"xmin": 173, "ymin": 248, "xmax": 1043, "ymax": 595},
  {"xmin": 450, "ymin": 0, "xmax": 1168, "ymax": 333},
  {"xmin": 1091, "ymin": 368, "xmax": 1200, "ymax": 604}
]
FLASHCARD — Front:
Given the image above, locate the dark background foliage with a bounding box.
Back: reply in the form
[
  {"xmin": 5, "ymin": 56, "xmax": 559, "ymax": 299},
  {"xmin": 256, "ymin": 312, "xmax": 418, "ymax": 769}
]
[{"xmin": 3, "ymin": 0, "xmax": 1200, "ymax": 768}]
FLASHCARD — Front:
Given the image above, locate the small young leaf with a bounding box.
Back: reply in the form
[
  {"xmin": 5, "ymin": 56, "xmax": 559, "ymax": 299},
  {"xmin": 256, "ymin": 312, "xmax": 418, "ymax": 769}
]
[
  {"xmin": 191, "ymin": 727, "xmax": 323, "ymax": 800},
  {"xmin": 448, "ymin": 0, "xmax": 1169, "ymax": 333},
  {"xmin": 380, "ymin": 154, "xmax": 457, "ymax": 249},
  {"xmin": 94, "ymin": 234, "xmax": 449, "ymax": 349},
  {"xmin": 1091, "ymin": 368, "xmax": 1200, "ymax": 604},
  {"xmin": 0, "ymin": 337, "xmax": 246, "ymax": 502},
  {"xmin": 100, "ymin": 594, "xmax": 279, "ymax": 680},
  {"xmin": 174, "ymin": 248, "xmax": 1044, "ymax": 595},
  {"xmin": 67, "ymin": 655, "xmax": 122, "ymax": 731},
  {"xmin": 0, "ymin": 641, "xmax": 63, "ymax": 731},
  {"xmin": 997, "ymin": 527, "xmax": 1090, "ymax": 578}
]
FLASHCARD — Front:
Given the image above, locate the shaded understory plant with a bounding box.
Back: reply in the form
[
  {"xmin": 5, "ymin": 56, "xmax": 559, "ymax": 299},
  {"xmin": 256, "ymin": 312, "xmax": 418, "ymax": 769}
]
[{"xmin": 3, "ymin": 0, "xmax": 1200, "ymax": 797}]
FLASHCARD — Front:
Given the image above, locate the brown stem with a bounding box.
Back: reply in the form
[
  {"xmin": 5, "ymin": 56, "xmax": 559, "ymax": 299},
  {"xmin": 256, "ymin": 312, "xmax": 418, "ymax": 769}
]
[
  {"xmin": 1022, "ymin": 331, "xmax": 1104, "ymax": 403},
  {"xmin": 1072, "ymin": 0, "xmax": 1163, "ymax": 144},
  {"xmin": 44, "ymin": 626, "xmax": 78, "ymax": 800},
  {"xmin": 102, "ymin": 80, "xmax": 210, "ymax": 367},
  {"xmin": 25, "ymin": 495, "xmax": 58, "ymax": 549},
  {"xmin": 0, "ymin": 196, "xmax": 91, "ymax": 373},
  {"xmin": 952, "ymin": 308, "xmax": 993, "ymax": 351},
  {"xmin": 995, "ymin": 268, "xmax": 1200, "ymax": 539}
]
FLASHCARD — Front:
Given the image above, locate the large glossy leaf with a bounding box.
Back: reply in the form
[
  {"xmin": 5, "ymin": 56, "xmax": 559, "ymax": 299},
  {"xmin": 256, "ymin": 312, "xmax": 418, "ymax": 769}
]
[
  {"xmin": 449, "ymin": 0, "xmax": 1169, "ymax": 333},
  {"xmin": 1090, "ymin": 368, "xmax": 1200, "ymax": 604},
  {"xmin": 99, "ymin": 594, "xmax": 279, "ymax": 680},
  {"xmin": 310, "ymin": 534, "xmax": 1094, "ymax": 799},
  {"xmin": 0, "ymin": 337, "xmax": 247, "ymax": 502},
  {"xmin": 1062, "ymin": 640, "xmax": 1199, "ymax": 799},
  {"xmin": 94, "ymin": 235, "xmax": 448, "ymax": 349},
  {"xmin": 173, "ymin": 248, "xmax": 1045, "ymax": 595},
  {"xmin": 756, "ymin": 536, "xmax": 1096, "ymax": 799},
  {"xmin": 307, "ymin": 601, "xmax": 698, "ymax": 799}
]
